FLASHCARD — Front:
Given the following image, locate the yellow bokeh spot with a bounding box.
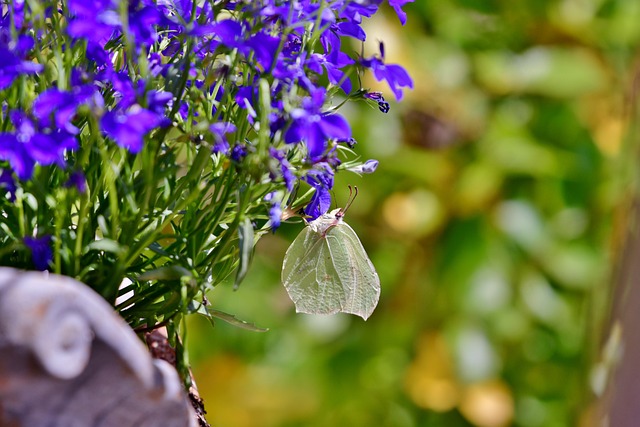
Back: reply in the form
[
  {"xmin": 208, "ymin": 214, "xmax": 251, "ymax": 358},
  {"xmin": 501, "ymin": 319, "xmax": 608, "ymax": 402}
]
[
  {"xmin": 459, "ymin": 380, "xmax": 514, "ymax": 427},
  {"xmin": 383, "ymin": 190, "xmax": 445, "ymax": 236},
  {"xmin": 404, "ymin": 333, "xmax": 460, "ymax": 412},
  {"xmin": 593, "ymin": 116, "xmax": 624, "ymax": 156}
]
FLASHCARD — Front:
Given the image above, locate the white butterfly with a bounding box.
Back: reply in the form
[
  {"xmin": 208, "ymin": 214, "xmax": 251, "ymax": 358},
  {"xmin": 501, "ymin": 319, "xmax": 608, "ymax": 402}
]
[{"xmin": 281, "ymin": 189, "xmax": 380, "ymax": 320}]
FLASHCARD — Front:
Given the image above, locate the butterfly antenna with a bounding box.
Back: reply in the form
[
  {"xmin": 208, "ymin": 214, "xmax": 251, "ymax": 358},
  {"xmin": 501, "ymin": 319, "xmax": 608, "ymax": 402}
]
[{"xmin": 342, "ymin": 185, "xmax": 358, "ymax": 214}]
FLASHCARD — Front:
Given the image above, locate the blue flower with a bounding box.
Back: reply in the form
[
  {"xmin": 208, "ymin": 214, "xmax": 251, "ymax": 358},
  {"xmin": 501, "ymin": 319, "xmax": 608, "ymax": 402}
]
[
  {"xmin": 389, "ymin": 0, "xmax": 415, "ymax": 26},
  {"xmin": 209, "ymin": 19, "xmax": 247, "ymax": 49},
  {"xmin": 145, "ymin": 90, "xmax": 173, "ymax": 125},
  {"xmin": 282, "ymin": 34, "xmax": 302, "ymax": 58},
  {"xmin": 0, "ymin": 0, "xmax": 27, "ymax": 30},
  {"xmin": 108, "ymin": 71, "xmax": 141, "ymax": 110},
  {"xmin": 67, "ymin": 0, "xmax": 120, "ymax": 43},
  {"xmin": 268, "ymin": 147, "xmax": 295, "ymax": 192},
  {"xmin": 0, "ymin": 42, "xmax": 43, "ymax": 90},
  {"xmin": 0, "ymin": 111, "xmax": 77, "ymax": 180},
  {"xmin": 347, "ymin": 159, "xmax": 379, "ymax": 174},
  {"xmin": 67, "ymin": 0, "xmax": 161, "ymax": 47},
  {"xmin": 333, "ymin": 21, "xmax": 366, "ymax": 41},
  {"xmin": 304, "ymin": 163, "xmax": 334, "ymax": 219},
  {"xmin": 33, "ymin": 86, "xmax": 104, "ymax": 134},
  {"xmin": 310, "ymin": 52, "xmax": 355, "ymax": 94},
  {"xmin": 65, "ymin": 170, "xmax": 87, "ymax": 194},
  {"xmin": 337, "ymin": 137, "xmax": 357, "ymax": 148},
  {"xmin": 230, "ymin": 143, "xmax": 248, "ymax": 162},
  {"xmin": 245, "ymin": 31, "xmax": 281, "ymax": 72},
  {"xmin": 23, "ymin": 235, "xmax": 53, "ymax": 271},
  {"xmin": 85, "ymin": 41, "xmax": 112, "ymax": 70},
  {"xmin": 101, "ymin": 107, "xmax": 163, "ymax": 153},
  {"xmin": 148, "ymin": 53, "xmax": 166, "ymax": 77},
  {"xmin": 127, "ymin": 0, "xmax": 162, "ymax": 46},
  {"xmin": 0, "ymin": 169, "xmax": 17, "ymax": 201},
  {"xmin": 340, "ymin": 1, "xmax": 382, "ymax": 22},
  {"xmin": 364, "ymin": 91, "xmax": 390, "ymax": 113},
  {"xmin": 284, "ymin": 88, "xmax": 351, "ymax": 160},
  {"xmin": 361, "ymin": 43, "xmax": 413, "ymax": 101},
  {"xmin": 209, "ymin": 20, "xmax": 280, "ymax": 72},
  {"xmin": 210, "ymin": 122, "xmax": 237, "ymax": 154},
  {"xmin": 264, "ymin": 191, "xmax": 282, "ymax": 231},
  {"xmin": 0, "ymin": 134, "xmax": 35, "ymax": 180},
  {"xmin": 33, "ymin": 89, "xmax": 81, "ymax": 133}
]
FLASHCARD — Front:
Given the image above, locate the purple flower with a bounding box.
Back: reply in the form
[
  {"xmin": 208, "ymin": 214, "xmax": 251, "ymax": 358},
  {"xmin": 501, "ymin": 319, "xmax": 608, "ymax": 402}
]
[
  {"xmin": 65, "ymin": 170, "xmax": 87, "ymax": 194},
  {"xmin": 361, "ymin": 45, "xmax": 413, "ymax": 101},
  {"xmin": 245, "ymin": 31, "xmax": 281, "ymax": 71},
  {"xmin": 268, "ymin": 147, "xmax": 295, "ymax": 191},
  {"xmin": 235, "ymin": 85, "xmax": 258, "ymax": 111},
  {"xmin": 255, "ymin": 0, "xmax": 335, "ymax": 27},
  {"xmin": 210, "ymin": 122, "xmax": 237, "ymax": 154},
  {"xmin": 230, "ymin": 143, "xmax": 248, "ymax": 162},
  {"xmin": 284, "ymin": 88, "xmax": 351, "ymax": 160},
  {"xmin": 0, "ymin": 43, "xmax": 43, "ymax": 90},
  {"xmin": 389, "ymin": 0, "xmax": 415, "ymax": 26},
  {"xmin": 333, "ymin": 22, "xmax": 366, "ymax": 41},
  {"xmin": 347, "ymin": 159, "xmax": 379, "ymax": 174},
  {"xmin": 304, "ymin": 163, "xmax": 334, "ymax": 219},
  {"xmin": 101, "ymin": 107, "xmax": 163, "ymax": 153},
  {"xmin": 156, "ymin": 0, "xmax": 202, "ymax": 33},
  {"xmin": 0, "ymin": 169, "xmax": 17, "ymax": 201},
  {"xmin": 85, "ymin": 41, "xmax": 112, "ymax": 69},
  {"xmin": 364, "ymin": 91, "xmax": 390, "ymax": 113},
  {"xmin": 264, "ymin": 192, "xmax": 282, "ymax": 231},
  {"xmin": 0, "ymin": 111, "xmax": 77, "ymax": 180},
  {"xmin": 305, "ymin": 186, "xmax": 332, "ymax": 220},
  {"xmin": 33, "ymin": 89, "xmax": 80, "ymax": 133},
  {"xmin": 209, "ymin": 20, "xmax": 280, "ymax": 72},
  {"xmin": 340, "ymin": 1, "xmax": 382, "ymax": 22},
  {"xmin": 67, "ymin": 0, "xmax": 161, "ymax": 47},
  {"xmin": 127, "ymin": 1, "xmax": 162, "ymax": 46},
  {"xmin": 148, "ymin": 53, "xmax": 166, "ymax": 76},
  {"xmin": 23, "ymin": 235, "xmax": 53, "ymax": 271},
  {"xmin": 0, "ymin": 134, "xmax": 35, "ymax": 180},
  {"xmin": 28, "ymin": 131, "xmax": 78, "ymax": 169},
  {"xmin": 146, "ymin": 90, "xmax": 173, "ymax": 126},
  {"xmin": 33, "ymin": 86, "xmax": 105, "ymax": 134},
  {"xmin": 310, "ymin": 52, "xmax": 355, "ymax": 94},
  {"xmin": 0, "ymin": 0, "xmax": 27, "ymax": 30},
  {"xmin": 337, "ymin": 137, "xmax": 357, "ymax": 148},
  {"xmin": 282, "ymin": 34, "xmax": 302, "ymax": 58},
  {"xmin": 209, "ymin": 19, "xmax": 247, "ymax": 48},
  {"xmin": 108, "ymin": 71, "xmax": 140, "ymax": 110},
  {"xmin": 67, "ymin": 0, "xmax": 120, "ymax": 43}
]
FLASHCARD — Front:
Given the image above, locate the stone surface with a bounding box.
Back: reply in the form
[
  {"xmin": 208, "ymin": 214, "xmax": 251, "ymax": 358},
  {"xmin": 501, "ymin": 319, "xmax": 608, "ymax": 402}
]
[{"xmin": 0, "ymin": 268, "xmax": 196, "ymax": 427}]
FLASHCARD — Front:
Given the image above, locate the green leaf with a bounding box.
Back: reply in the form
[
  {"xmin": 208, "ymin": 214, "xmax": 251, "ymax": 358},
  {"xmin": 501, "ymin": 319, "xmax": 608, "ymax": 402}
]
[
  {"xmin": 199, "ymin": 306, "xmax": 268, "ymax": 332},
  {"xmin": 137, "ymin": 265, "xmax": 194, "ymax": 283},
  {"xmin": 83, "ymin": 238, "xmax": 124, "ymax": 255},
  {"xmin": 234, "ymin": 217, "xmax": 254, "ymax": 289}
]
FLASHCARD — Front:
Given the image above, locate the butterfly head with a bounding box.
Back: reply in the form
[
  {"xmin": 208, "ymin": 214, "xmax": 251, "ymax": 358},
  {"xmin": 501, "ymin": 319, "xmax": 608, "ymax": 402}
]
[
  {"xmin": 331, "ymin": 208, "xmax": 345, "ymax": 220},
  {"xmin": 308, "ymin": 187, "xmax": 357, "ymax": 235}
]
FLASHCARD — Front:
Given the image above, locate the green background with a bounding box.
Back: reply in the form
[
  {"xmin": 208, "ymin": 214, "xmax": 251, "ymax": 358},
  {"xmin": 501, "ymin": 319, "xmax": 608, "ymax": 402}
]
[{"xmin": 187, "ymin": 1, "xmax": 639, "ymax": 426}]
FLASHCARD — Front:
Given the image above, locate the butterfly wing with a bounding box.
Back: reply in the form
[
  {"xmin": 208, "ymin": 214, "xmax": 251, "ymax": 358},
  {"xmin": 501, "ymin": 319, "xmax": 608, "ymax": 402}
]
[
  {"xmin": 281, "ymin": 227, "xmax": 347, "ymax": 315},
  {"xmin": 282, "ymin": 222, "xmax": 381, "ymax": 320},
  {"xmin": 325, "ymin": 223, "xmax": 380, "ymax": 320}
]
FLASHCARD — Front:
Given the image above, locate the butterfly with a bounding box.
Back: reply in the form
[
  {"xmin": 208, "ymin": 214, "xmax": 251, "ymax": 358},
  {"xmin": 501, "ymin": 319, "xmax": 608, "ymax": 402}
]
[{"xmin": 281, "ymin": 187, "xmax": 380, "ymax": 320}]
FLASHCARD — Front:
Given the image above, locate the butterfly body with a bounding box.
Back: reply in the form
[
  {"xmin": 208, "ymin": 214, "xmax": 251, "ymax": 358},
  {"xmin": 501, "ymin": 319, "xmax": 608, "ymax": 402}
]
[
  {"xmin": 281, "ymin": 208, "xmax": 380, "ymax": 320},
  {"xmin": 308, "ymin": 208, "xmax": 343, "ymax": 235}
]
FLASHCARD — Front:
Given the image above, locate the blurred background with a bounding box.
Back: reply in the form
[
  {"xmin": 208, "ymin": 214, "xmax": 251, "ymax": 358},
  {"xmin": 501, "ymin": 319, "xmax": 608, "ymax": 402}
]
[{"xmin": 187, "ymin": 1, "xmax": 640, "ymax": 426}]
